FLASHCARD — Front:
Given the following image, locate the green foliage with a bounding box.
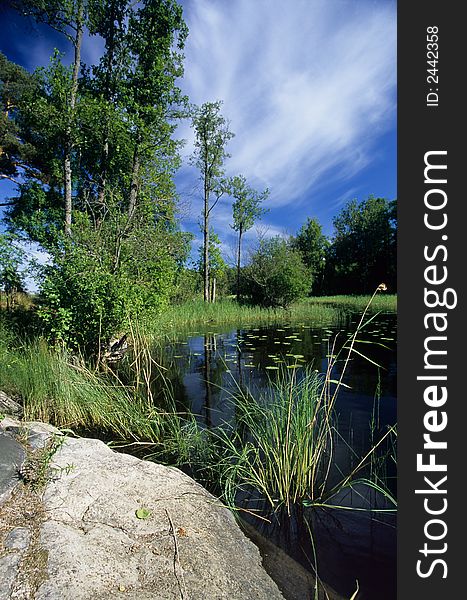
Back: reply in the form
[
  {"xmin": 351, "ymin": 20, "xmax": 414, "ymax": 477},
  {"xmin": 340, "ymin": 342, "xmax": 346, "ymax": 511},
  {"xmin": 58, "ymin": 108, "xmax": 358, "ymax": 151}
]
[
  {"xmin": 35, "ymin": 210, "xmax": 187, "ymax": 351},
  {"xmin": 171, "ymin": 268, "xmax": 202, "ymax": 304},
  {"xmin": 290, "ymin": 217, "xmax": 329, "ymax": 294},
  {"xmin": 228, "ymin": 174, "xmax": 269, "ymax": 297},
  {"xmin": 215, "ymin": 368, "xmax": 326, "ymax": 511},
  {"xmin": 2, "ymin": 0, "xmax": 191, "ymax": 352},
  {"xmin": 0, "ymin": 51, "xmax": 40, "ymax": 180},
  {"xmin": 197, "ymin": 229, "xmax": 226, "ymax": 279},
  {"xmin": 135, "ymin": 508, "xmax": 152, "ymax": 520},
  {"xmin": 212, "ymin": 288, "xmax": 396, "ymax": 516},
  {"xmin": 229, "ymin": 174, "xmax": 269, "ymax": 235},
  {"xmin": 0, "ymin": 233, "xmax": 26, "ymax": 310},
  {"xmin": 0, "ymin": 337, "xmax": 162, "ymax": 440},
  {"xmin": 327, "ymin": 196, "xmax": 396, "ymax": 294},
  {"xmin": 0, "ymin": 233, "xmax": 25, "ymax": 283},
  {"xmin": 190, "ymin": 101, "xmax": 234, "ymax": 186},
  {"xmin": 243, "ymin": 237, "xmax": 311, "ymax": 307}
]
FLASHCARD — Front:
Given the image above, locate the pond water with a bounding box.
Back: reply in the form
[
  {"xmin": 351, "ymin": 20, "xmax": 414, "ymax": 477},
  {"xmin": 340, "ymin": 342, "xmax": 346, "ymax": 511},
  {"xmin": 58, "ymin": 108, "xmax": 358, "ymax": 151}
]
[{"xmin": 160, "ymin": 312, "xmax": 397, "ymax": 599}]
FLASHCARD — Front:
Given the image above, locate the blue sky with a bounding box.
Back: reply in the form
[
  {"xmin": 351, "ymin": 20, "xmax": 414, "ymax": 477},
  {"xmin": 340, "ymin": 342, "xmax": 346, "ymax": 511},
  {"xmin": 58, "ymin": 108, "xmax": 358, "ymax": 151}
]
[{"xmin": 0, "ymin": 0, "xmax": 396, "ymax": 267}]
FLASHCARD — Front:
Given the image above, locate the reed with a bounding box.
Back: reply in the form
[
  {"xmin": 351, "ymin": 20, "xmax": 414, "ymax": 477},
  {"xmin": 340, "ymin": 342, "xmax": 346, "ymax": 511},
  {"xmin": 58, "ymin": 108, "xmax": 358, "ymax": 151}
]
[
  {"xmin": 212, "ymin": 285, "xmax": 397, "ymax": 515},
  {"xmin": 0, "ymin": 338, "xmax": 161, "ymax": 441},
  {"xmin": 143, "ymin": 298, "xmax": 345, "ymax": 334}
]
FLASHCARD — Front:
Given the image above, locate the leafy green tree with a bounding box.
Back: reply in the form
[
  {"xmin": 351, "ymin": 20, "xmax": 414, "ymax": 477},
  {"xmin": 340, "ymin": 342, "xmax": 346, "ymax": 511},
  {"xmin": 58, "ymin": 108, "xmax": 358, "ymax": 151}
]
[
  {"xmin": 0, "ymin": 52, "xmax": 40, "ymax": 186},
  {"xmin": 290, "ymin": 217, "xmax": 329, "ymax": 295},
  {"xmin": 228, "ymin": 174, "xmax": 269, "ymax": 299},
  {"xmin": 3, "ymin": 0, "xmax": 191, "ymax": 351},
  {"xmin": 37, "ymin": 208, "xmax": 191, "ymax": 351},
  {"xmin": 2, "ymin": 49, "xmax": 83, "ymax": 245},
  {"xmin": 327, "ymin": 196, "xmax": 396, "ymax": 294},
  {"xmin": 243, "ymin": 236, "xmax": 311, "ymax": 308},
  {"xmin": 85, "ymin": 0, "xmax": 128, "ymax": 209},
  {"xmin": 10, "ymin": 0, "xmax": 86, "ymax": 234},
  {"xmin": 191, "ymin": 101, "xmax": 234, "ymax": 302}
]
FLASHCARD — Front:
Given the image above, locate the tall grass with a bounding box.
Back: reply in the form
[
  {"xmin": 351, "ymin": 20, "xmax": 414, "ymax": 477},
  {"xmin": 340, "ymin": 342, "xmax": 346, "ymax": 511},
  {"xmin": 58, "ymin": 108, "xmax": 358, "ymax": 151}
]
[
  {"xmin": 0, "ymin": 338, "xmax": 163, "ymax": 441},
  {"xmin": 212, "ymin": 285, "xmax": 397, "ymax": 516},
  {"xmin": 143, "ymin": 297, "xmax": 346, "ymax": 334},
  {"xmin": 216, "ymin": 367, "xmax": 329, "ymax": 513},
  {"xmin": 308, "ymin": 293, "xmax": 397, "ymax": 313}
]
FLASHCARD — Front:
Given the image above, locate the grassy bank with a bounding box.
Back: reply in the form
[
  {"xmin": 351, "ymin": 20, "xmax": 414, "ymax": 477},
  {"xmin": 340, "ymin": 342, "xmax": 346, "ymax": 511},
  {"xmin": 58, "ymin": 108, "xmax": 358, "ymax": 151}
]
[
  {"xmin": 0, "ymin": 335, "xmax": 163, "ymax": 441},
  {"xmin": 307, "ymin": 294, "xmax": 397, "ymax": 313},
  {"xmin": 143, "ymin": 294, "xmax": 397, "ymax": 336},
  {"xmin": 0, "ymin": 291, "xmax": 396, "ymax": 443}
]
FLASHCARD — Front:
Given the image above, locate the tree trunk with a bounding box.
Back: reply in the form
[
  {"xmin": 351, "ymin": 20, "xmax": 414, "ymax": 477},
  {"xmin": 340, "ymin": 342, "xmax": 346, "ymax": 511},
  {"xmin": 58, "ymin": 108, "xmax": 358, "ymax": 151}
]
[
  {"xmin": 211, "ymin": 276, "xmax": 216, "ymax": 303},
  {"xmin": 64, "ymin": 1, "xmax": 84, "ymax": 236},
  {"xmin": 128, "ymin": 145, "xmax": 140, "ymax": 220},
  {"xmin": 203, "ymin": 183, "xmax": 210, "ymax": 303},
  {"xmin": 236, "ymin": 227, "xmax": 242, "ymax": 300}
]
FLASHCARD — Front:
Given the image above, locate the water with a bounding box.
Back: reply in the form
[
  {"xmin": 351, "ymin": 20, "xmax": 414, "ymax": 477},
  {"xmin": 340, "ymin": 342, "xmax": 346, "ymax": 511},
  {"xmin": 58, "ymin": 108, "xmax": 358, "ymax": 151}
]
[{"xmin": 159, "ymin": 312, "xmax": 397, "ymax": 599}]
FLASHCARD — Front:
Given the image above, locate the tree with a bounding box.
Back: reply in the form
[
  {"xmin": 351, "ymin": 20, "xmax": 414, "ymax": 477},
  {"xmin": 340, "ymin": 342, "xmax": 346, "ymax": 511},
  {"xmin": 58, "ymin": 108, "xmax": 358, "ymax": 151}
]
[
  {"xmin": 290, "ymin": 217, "xmax": 329, "ymax": 295},
  {"xmin": 243, "ymin": 236, "xmax": 311, "ymax": 308},
  {"xmin": 0, "ymin": 52, "xmax": 40, "ymax": 187},
  {"xmin": 228, "ymin": 174, "xmax": 268, "ymax": 299},
  {"xmin": 10, "ymin": 0, "xmax": 86, "ymax": 234},
  {"xmin": 191, "ymin": 101, "xmax": 234, "ymax": 302},
  {"xmin": 3, "ymin": 0, "xmax": 191, "ymax": 351},
  {"xmin": 197, "ymin": 229, "xmax": 227, "ymax": 302},
  {"xmin": 328, "ymin": 196, "xmax": 396, "ymax": 294}
]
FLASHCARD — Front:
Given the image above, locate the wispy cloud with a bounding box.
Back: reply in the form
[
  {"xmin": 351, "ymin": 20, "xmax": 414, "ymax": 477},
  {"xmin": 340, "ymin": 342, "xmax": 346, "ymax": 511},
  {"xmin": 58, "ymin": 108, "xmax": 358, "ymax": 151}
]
[{"xmin": 179, "ymin": 0, "xmax": 396, "ymax": 212}]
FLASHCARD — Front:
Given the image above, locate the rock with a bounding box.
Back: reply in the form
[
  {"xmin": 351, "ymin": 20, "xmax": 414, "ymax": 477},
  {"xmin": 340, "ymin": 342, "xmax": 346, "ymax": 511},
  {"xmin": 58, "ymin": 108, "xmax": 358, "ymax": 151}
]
[
  {"xmin": 0, "ymin": 554, "xmax": 21, "ymax": 600},
  {"xmin": 22, "ymin": 421, "xmax": 62, "ymax": 450},
  {"xmin": 35, "ymin": 436, "xmax": 283, "ymax": 600},
  {"xmin": 0, "ymin": 417, "xmax": 62, "ymax": 450},
  {"xmin": 0, "ymin": 433, "xmax": 24, "ymax": 504},
  {"xmin": 0, "ymin": 391, "xmax": 22, "ymax": 418},
  {"xmin": 4, "ymin": 527, "xmax": 31, "ymax": 551}
]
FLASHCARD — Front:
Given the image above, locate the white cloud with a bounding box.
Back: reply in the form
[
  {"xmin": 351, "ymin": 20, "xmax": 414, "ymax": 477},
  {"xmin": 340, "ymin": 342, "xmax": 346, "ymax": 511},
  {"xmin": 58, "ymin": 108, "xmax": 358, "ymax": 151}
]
[{"xmin": 179, "ymin": 0, "xmax": 396, "ymax": 209}]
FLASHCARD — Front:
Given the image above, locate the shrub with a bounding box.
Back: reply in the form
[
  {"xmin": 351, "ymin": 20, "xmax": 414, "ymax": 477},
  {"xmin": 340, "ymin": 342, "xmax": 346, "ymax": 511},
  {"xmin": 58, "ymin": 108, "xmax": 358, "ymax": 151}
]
[{"xmin": 243, "ymin": 237, "xmax": 311, "ymax": 307}]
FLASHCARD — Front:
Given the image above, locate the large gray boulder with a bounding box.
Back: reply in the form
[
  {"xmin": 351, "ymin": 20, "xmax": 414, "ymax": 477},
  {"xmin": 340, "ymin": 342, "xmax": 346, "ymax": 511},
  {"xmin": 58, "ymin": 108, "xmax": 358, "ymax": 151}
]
[
  {"xmin": 0, "ymin": 391, "xmax": 23, "ymax": 418},
  {"xmin": 0, "ymin": 422, "xmax": 283, "ymax": 600}
]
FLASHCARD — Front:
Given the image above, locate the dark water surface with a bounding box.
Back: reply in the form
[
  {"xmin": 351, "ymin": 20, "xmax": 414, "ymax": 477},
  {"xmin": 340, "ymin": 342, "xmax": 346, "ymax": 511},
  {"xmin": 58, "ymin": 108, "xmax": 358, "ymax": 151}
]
[{"xmin": 160, "ymin": 312, "xmax": 397, "ymax": 599}]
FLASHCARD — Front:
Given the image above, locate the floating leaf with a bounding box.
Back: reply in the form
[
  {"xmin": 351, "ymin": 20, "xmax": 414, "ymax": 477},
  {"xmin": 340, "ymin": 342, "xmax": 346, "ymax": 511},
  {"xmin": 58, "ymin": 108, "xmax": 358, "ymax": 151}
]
[{"xmin": 135, "ymin": 508, "xmax": 151, "ymax": 520}]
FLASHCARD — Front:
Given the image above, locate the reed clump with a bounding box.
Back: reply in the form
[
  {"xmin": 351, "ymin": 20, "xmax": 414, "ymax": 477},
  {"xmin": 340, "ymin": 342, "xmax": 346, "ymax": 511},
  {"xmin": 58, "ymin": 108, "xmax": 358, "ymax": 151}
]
[{"xmin": 212, "ymin": 285, "xmax": 397, "ymax": 515}]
